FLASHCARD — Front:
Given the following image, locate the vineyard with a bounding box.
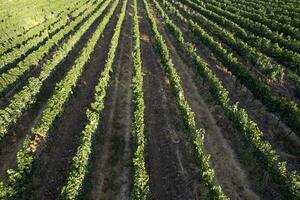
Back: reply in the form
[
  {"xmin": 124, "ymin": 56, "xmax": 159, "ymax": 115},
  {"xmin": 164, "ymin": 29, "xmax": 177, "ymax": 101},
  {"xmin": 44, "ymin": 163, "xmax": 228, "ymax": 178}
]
[{"xmin": 0, "ymin": 0, "xmax": 299, "ymax": 199}]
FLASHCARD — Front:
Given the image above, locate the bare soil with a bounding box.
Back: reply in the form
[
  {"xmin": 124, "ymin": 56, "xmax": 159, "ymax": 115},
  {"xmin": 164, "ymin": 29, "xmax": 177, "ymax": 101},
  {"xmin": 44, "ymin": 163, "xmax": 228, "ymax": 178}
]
[
  {"xmin": 155, "ymin": 2, "xmax": 294, "ymax": 199},
  {"xmin": 0, "ymin": 0, "xmax": 298, "ymax": 200},
  {"xmin": 151, "ymin": 5, "xmax": 260, "ymax": 200},
  {"xmin": 25, "ymin": 3, "xmax": 121, "ymax": 200},
  {"xmin": 0, "ymin": 0, "xmax": 115, "ymax": 192},
  {"xmin": 175, "ymin": 2, "xmax": 300, "ymax": 107},
  {"xmin": 81, "ymin": 2, "xmax": 134, "ymax": 199},
  {"xmin": 161, "ymin": 0, "xmax": 300, "ymax": 172},
  {"xmin": 138, "ymin": 1, "xmax": 206, "ymax": 199}
]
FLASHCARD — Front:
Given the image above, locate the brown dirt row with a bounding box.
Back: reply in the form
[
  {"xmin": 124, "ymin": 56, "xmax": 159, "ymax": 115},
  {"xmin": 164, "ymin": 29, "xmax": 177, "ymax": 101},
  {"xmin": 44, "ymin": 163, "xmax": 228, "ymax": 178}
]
[
  {"xmin": 81, "ymin": 1, "xmax": 134, "ymax": 199},
  {"xmin": 0, "ymin": 0, "xmax": 114, "ymax": 184},
  {"xmin": 138, "ymin": 1, "xmax": 207, "ymax": 199},
  {"xmin": 161, "ymin": 0, "xmax": 300, "ymax": 172},
  {"xmin": 188, "ymin": 38, "xmax": 291, "ymax": 200},
  {"xmin": 175, "ymin": 3, "xmax": 300, "ymax": 107},
  {"xmin": 155, "ymin": 1, "xmax": 293, "ymax": 199},
  {"xmin": 151, "ymin": 3, "xmax": 261, "ymax": 200},
  {"xmin": 176, "ymin": 0, "xmax": 300, "ymax": 106},
  {"xmin": 192, "ymin": 31, "xmax": 300, "ymax": 170},
  {"xmin": 25, "ymin": 2, "xmax": 123, "ymax": 199}
]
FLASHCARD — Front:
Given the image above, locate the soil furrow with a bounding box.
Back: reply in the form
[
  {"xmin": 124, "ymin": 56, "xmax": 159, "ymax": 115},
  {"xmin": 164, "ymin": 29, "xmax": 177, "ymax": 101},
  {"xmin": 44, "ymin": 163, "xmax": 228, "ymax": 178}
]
[
  {"xmin": 157, "ymin": 3, "xmax": 289, "ymax": 199},
  {"xmin": 153, "ymin": 6, "xmax": 260, "ymax": 199},
  {"xmin": 187, "ymin": 39, "xmax": 288, "ymax": 200},
  {"xmin": 138, "ymin": 1, "xmax": 205, "ymax": 199},
  {"xmin": 0, "ymin": 0, "xmax": 114, "ymax": 186},
  {"xmin": 82, "ymin": 2, "xmax": 134, "ymax": 199},
  {"xmin": 174, "ymin": 1, "xmax": 300, "ymax": 107},
  {"xmin": 162, "ymin": 1, "xmax": 300, "ymax": 171},
  {"xmin": 25, "ymin": 3, "xmax": 122, "ymax": 200}
]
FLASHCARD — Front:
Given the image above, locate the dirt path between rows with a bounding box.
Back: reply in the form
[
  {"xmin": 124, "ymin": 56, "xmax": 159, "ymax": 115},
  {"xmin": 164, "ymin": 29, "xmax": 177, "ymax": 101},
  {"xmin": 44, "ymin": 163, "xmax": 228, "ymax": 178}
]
[
  {"xmin": 191, "ymin": 33, "xmax": 300, "ymax": 170},
  {"xmin": 138, "ymin": 1, "xmax": 206, "ymax": 199},
  {"xmin": 82, "ymin": 2, "xmax": 133, "ymax": 200},
  {"xmin": 161, "ymin": 0, "xmax": 300, "ymax": 171},
  {"xmin": 174, "ymin": 1, "xmax": 300, "ymax": 108},
  {"xmin": 157, "ymin": 3, "xmax": 289, "ymax": 198},
  {"xmin": 24, "ymin": 2, "xmax": 120, "ymax": 200},
  {"xmin": 0, "ymin": 0, "xmax": 113, "ymax": 183},
  {"xmin": 153, "ymin": 6, "xmax": 260, "ymax": 199}
]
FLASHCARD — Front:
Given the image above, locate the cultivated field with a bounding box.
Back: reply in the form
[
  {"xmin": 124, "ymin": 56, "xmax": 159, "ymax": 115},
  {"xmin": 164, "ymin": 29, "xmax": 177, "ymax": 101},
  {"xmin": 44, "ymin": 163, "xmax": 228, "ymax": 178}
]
[{"xmin": 0, "ymin": 0, "xmax": 299, "ymax": 199}]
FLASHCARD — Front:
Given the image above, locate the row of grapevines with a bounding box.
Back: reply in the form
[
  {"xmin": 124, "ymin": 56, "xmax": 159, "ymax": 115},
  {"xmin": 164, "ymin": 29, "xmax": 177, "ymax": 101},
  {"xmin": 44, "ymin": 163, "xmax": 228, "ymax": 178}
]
[
  {"xmin": 224, "ymin": 0, "xmax": 300, "ymax": 29},
  {"xmin": 131, "ymin": 0, "xmax": 149, "ymax": 199},
  {"xmin": 171, "ymin": 0, "xmax": 284, "ymax": 81},
  {"xmin": 291, "ymin": 74, "xmax": 300, "ymax": 99},
  {"xmin": 0, "ymin": 0, "xmax": 51, "ymax": 43},
  {"xmin": 0, "ymin": 0, "xmax": 86, "ymax": 56},
  {"xmin": 227, "ymin": 0, "xmax": 300, "ymax": 10},
  {"xmin": 0, "ymin": 0, "xmax": 77, "ymax": 45},
  {"xmin": 0, "ymin": 0, "xmax": 110, "ymax": 140},
  {"xmin": 60, "ymin": 0, "xmax": 126, "ymax": 198},
  {"xmin": 0, "ymin": 0, "xmax": 92, "ymax": 70},
  {"xmin": 180, "ymin": 0, "xmax": 300, "ymax": 74},
  {"xmin": 0, "ymin": 0, "xmax": 102, "ymax": 95},
  {"xmin": 173, "ymin": 0, "xmax": 300, "ymax": 101},
  {"xmin": 225, "ymin": 0, "xmax": 300, "ymax": 19},
  {"xmin": 0, "ymin": 10, "xmax": 64, "ymax": 56},
  {"xmin": 155, "ymin": 0, "xmax": 300, "ymax": 198},
  {"xmin": 193, "ymin": 0, "xmax": 300, "ymax": 54},
  {"xmin": 168, "ymin": 0, "xmax": 300, "ymax": 137},
  {"xmin": 143, "ymin": 0, "xmax": 228, "ymax": 199},
  {"xmin": 241, "ymin": 0, "xmax": 300, "ymax": 13},
  {"xmin": 0, "ymin": 0, "xmax": 118, "ymax": 198},
  {"xmin": 207, "ymin": 0, "xmax": 300, "ymax": 41}
]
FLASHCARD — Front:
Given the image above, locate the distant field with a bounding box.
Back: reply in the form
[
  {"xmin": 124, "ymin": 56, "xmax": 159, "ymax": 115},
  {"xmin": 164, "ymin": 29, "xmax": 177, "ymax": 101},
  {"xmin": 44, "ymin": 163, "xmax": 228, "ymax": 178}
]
[{"xmin": 0, "ymin": 0, "xmax": 299, "ymax": 199}]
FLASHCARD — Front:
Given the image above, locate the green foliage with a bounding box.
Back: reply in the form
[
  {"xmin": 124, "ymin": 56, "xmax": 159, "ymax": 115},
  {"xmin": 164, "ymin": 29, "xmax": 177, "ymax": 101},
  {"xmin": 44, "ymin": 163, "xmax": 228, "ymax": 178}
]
[
  {"xmin": 0, "ymin": 0, "xmax": 81, "ymax": 45},
  {"xmin": 168, "ymin": 0, "xmax": 300, "ymax": 138},
  {"xmin": 60, "ymin": 0, "xmax": 127, "ymax": 198},
  {"xmin": 179, "ymin": 0, "xmax": 300, "ymax": 75},
  {"xmin": 173, "ymin": 0, "xmax": 284, "ymax": 81},
  {"xmin": 0, "ymin": 0, "xmax": 107, "ymax": 140},
  {"xmin": 0, "ymin": 0, "xmax": 93, "ymax": 71},
  {"xmin": 201, "ymin": 0, "xmax": 300, "ymax": 41},
  {"xmin": 0, "ymin": 0, "xmax": 115, "ymax": 198},
  {"xmin": 0, "ymin": 0, "xmax": 99, "ymax": 95},
  {"xmin": 144, "ymin": 0, "xmax": 228, "ymax": 199},
  {"xmin": 290, "ymin": 74, "xmax": 300, "ymax": 99},
  {"xmin": 0, "ymin": 0, "xmax": 89, "ymax": 56},
  {"xmin": 131, "ymin": 0, "xmax": 150, "ymax": 199},
  {"xmin": 193, "ymin": 0, "xmax": 300, "ymax": 54},
  {"xmin": 159, "ymin": 0, "xmax": 300, "ymax": 198}
]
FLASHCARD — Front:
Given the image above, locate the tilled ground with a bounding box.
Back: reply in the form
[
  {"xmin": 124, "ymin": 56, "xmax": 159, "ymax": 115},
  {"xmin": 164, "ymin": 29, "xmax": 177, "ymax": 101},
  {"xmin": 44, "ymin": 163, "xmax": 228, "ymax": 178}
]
[
  {"xmin": 153, "ymin": 1, "xmax": 297, "ymax": 199},
  {"xmin": 138, "ymin": 1, "xmax": 206, "ymax": 199},
  {"xmin": 26, "ymin": 2, "xmax": 120, "ymax": 199},
  {"xmin": 82, "ymin": 2, "xmax": 134, "ymax": 199},
  {"xmin": 0, "ymin": 0, "xmax": 299, "ymax": 199},
  {"xmin": 0, "ymin": 0, "xmax": 115, "ymax": 182}
]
